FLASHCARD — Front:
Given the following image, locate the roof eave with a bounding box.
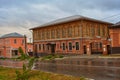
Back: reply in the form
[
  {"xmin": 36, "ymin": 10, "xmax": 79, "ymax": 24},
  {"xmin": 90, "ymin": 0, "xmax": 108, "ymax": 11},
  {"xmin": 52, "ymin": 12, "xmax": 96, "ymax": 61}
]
[{"xmin": 30, "ymin": 16, "xmax": 113, "ymax": 30}]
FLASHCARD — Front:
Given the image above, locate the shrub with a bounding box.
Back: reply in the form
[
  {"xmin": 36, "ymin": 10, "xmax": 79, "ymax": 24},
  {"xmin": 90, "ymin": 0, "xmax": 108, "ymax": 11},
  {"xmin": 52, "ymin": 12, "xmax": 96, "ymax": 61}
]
[{"xmin": 16, "ymin": 58, "xmax": 35, "ymax": 80}]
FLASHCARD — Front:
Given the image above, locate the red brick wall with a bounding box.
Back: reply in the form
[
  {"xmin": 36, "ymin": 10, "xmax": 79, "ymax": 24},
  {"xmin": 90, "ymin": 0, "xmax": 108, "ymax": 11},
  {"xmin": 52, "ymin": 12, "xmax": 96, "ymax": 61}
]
[
  {"xmin": 0, "ymin": 37, "xmax": 26, "ymax": 58},
  {"xmin": 109, "ymin": 28, "xmax": 120, "ymax": 47}
]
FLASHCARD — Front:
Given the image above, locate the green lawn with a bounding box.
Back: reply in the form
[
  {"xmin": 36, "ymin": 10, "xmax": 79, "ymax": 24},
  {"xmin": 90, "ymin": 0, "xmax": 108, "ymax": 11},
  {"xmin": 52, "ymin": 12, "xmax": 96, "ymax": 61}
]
[{"xmin": 0, "ymin": 66, "xmax": 86, "ymax": 80}]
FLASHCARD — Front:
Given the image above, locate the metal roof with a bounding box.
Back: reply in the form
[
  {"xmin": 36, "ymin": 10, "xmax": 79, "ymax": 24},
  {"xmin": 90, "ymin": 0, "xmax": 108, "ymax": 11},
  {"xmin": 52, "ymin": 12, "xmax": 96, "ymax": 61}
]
[
  {"xmin": 109, "ymin": 21, "xmax": 120, "ymax": 28},
  {"xmin": 30, "ymin": 15, "xmax": 113, "ymax": 30},
  {"xmin": 112, "ymin": 21, "xmax": 120, "ymax": 27},
  {"xmin": 0, "ymin": 32, "xmax": 24, "ymax": 38}
]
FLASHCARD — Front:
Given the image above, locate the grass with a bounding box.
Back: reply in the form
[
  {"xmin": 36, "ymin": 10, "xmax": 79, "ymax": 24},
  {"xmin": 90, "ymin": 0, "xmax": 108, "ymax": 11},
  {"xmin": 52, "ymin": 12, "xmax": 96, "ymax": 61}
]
[{"xmin": 0, "ymin": 66, "xmax": 86, "ymax": 80}]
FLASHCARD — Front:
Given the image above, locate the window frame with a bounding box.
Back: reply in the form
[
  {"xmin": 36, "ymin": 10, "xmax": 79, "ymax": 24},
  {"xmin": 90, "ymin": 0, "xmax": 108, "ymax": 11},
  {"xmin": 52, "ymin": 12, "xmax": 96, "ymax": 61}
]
[
  {"xmin": 75, "ymin": 42, "xmax": 80, "ymax": 50},
  {"xmin": 68, "ymin": 42, "xmax": 72, "ymax": 50}
]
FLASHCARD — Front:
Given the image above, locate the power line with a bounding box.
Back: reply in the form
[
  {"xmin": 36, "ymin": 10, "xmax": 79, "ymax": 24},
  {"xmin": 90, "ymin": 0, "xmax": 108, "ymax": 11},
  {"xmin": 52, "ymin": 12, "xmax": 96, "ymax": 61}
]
[{"xmin": 101, "ymin": 13, "xmax": 120, "ymax": 20}]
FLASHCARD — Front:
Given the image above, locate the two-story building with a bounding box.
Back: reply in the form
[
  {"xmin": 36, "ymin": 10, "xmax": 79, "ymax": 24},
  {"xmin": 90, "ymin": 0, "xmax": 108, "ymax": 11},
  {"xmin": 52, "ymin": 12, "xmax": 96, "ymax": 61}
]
[
  {"xmin": 109, "ymin": 22, "xmax": 120, "ymax": 53},
  {"xmin": 0, "ymin": 32, "xmax": 33, "ymax": 58},
  {"xmin": 30, "ymin": 15, "xmax": 113, "ymax": 56}
]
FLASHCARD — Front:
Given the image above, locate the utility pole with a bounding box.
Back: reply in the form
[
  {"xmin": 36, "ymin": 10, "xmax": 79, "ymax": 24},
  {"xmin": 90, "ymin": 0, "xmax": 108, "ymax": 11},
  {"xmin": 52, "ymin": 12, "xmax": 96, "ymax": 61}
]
[{"xmin": 24, "ymin": 35, "xmax": 27, "ymax": 54}]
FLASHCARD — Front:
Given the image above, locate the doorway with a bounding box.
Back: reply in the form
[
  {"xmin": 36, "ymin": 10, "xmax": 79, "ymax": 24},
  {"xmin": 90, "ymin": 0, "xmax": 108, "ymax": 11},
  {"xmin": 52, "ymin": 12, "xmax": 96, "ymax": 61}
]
[
  {"xmin": 51, "ymin": 44, "xmax": 56, "ymax": 53},
  {"xmin": 83, "ymin": 46, "xmax": 86, "ymax": 54},
  {"xmin": 107, "ymin": 45, "xmax": 111, "ymax": 54}
]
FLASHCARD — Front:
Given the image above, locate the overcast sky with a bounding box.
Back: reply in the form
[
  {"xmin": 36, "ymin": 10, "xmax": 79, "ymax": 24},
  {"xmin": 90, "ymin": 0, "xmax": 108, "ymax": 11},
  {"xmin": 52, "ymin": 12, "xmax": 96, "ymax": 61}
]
[{"xmin": 0, "ymin": 0, "xmax": 120, "ymax": 42}]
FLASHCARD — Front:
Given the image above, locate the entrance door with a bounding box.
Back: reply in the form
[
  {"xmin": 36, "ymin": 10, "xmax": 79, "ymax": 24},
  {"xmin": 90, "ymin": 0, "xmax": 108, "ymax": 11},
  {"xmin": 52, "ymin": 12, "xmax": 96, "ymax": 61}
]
[
  {"xmin": 83, "ymin": 46, "xmax": 86, "ymax": 54},
  {"xmin": 51, "ymin": 44, "xmax": 56, "ymax": 53},
  {"xmin": 107, "ymin": 45, "xmax": 111, "ymax": 54}
]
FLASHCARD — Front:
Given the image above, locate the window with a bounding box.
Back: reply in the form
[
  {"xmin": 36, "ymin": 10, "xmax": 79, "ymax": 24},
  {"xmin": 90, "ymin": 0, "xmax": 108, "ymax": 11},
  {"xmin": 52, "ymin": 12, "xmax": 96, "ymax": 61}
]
[
  {"xmin": 102, "ymin": 26, "xmax": 105, "ymax": 36},
  {"xmin": 98, "ymin": 25, "xmax": 100, "ymax": 36},
  {"xmin": 75, "ymin": 42, "xmax": 79, "ymax": 50},
  {"xmin": 99, "ymin": 42, "xmax": 102, "ymax": 49},
  {"xmin": 22, "ymin": 39, "xmax": 24, "ymax": 45},
  {"xmin": 68, "ymin": 27, "xmax": 72, "ymax": 37},
  {"xmin": 51, "ymin": 30, "xmax": 55, "ymax": 39},
  {"xmin": 43, "ymin": 44, "xmax": 44, "ymax": 51},
  {"xmin": 46, "ymin": 30, "xmax": 50, "ymax": 39},
  {"xmin": 92, "ymin": 42, "xmax": 102, "ymax": 49},
  {"xmin": 92, "ymin": 26, "xmax": 95, "ymax": 37},
  {"xmin": 69, "ymin": 42, "xmax": 72, "ymax": 50},
  {"xmin": 41, "ymin": 31, "xmax": 44, "ymax": 40},
  {"xmin": 38, "ymin": 31, "xmax": 41, "ymax": 40},
  {"xmin": 56, "ymin": 29, "xmax": 60, "ymax": 38},
  {"xmin": 62, "ymin": 28, "xmax": 65, "ymax": 38},
  {"xmin": 14, "ymin": 39, "xmax": 17, "ymax": 44},
  {"xmin": 79, "ymin": 26, "xmax": 82, "ymax": 37},
  {"xmin": 47, "ymin": 46, "xmax": 49, "ymax": 50},
  {"xmin": 62, "ymin": 43, "xmax": 65, "ymax": 50},
  {"xmin": 39, "ymin": 44, "xmax": 41, "ymax": 50}
]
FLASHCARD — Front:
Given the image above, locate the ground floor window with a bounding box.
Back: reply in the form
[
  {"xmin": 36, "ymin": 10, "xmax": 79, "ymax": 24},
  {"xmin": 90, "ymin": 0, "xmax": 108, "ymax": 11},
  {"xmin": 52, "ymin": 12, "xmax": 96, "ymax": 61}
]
[
  {"xmin": 75, "ymin": 42, "xmax": 79, "ymax": 50},
  {"xmin": 62, "ymin": 43, "xmax": 65, "ymax": 50},
  {"xmin": 39, "ymin": 44, "xmax": 41, "ymax": 50},
  {"xmin": 43, "ymin": 44, "xmax": 44, "ymax": 51},
  {"xmin": 92, "ymin": 42, "xmax": 102, "ymax": 49},
  {"xmin": 47, "ymin": 45, "xmax": 49, "ymax": 50},
  {"xmin": 12, "ymin": 50, "xmax": 18, "ymax": 56},
  {"xmin": 69, "ymin": 42, "xmax": 72, "ymax": 50}
]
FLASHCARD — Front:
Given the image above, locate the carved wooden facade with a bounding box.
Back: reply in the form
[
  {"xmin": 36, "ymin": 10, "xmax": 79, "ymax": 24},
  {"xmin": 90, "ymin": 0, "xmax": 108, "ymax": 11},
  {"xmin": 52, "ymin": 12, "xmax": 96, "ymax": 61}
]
[{"xmin": 31, "ymin": 16, "xmax": 113, "ymax": 55}]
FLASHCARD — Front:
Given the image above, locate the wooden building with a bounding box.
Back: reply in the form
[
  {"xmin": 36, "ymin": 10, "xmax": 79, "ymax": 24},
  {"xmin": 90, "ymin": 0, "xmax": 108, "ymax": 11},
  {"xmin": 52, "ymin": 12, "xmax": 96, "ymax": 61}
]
[
  {"xmin": 109, "ymin": 22, "xmax": 120, "ymax": 53},
  {"xmin": 30, "ymin": 15, "xmax": 113, "ymax": 56}
]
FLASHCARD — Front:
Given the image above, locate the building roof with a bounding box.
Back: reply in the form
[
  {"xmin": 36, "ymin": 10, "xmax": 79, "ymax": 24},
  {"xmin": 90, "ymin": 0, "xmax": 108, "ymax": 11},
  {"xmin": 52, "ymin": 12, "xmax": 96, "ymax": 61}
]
[
  {"xmin": 110, "ymin": 21, "xmax": 120, "ymax": 28},
  {"xmin": 0, "ymin": 32, "xmax": 24, "ymax": 38},
  {"xmin": 112, "ymin": 21, "xmax": 120, "ymax": 26},
  {"xmin": 30, "ymin": 15, "xmax": 113, "ymax": 30}
]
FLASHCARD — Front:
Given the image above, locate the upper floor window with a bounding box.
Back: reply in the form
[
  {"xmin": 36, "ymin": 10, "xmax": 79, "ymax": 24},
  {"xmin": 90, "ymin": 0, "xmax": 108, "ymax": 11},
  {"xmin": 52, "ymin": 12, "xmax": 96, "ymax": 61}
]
[
  {"xmin": 14, "ymin": 39, "xmax": 17, "ymax": 44},
  {"xmin": 41, "ymin": 31, "xmax": 44, "ymax": 40},
  {"xmin": 56, "ymin": 29, "xmax": 60, "ymax": 38},
  {"xmin": 75, "ymin": 26, "xmax": 79, "ymax": 37},
  {"xmin": 79, "ymin": 26, "xmax": 82, "ymax": 37},
  {"xmin": 46, "ymin": 30, "xmax": 50, "ymax": 39},
  {"xmin": 91, "ymin": 25, "xmax": 95, "ymax": 37},
  {"xmin": 51, "ymin": 30, "xmax": 55, "ymax": 39},
  {"xmin": 62, "ymin": 28, "xmax": 66, "ymax": 38},
  {"xmin": 102, "ymin": 26, "xmax": 105, "ymax": 36},
  {"xmin": 98, "ymin": 25, "xmax": 100, "ymax": 36},
  {"xmin": 68, "ymin": 26, "xmax": 72, "ymax": 37},
  {"xmin": 22, "ymin": 39, "xmax": 24, "ymax": 44}
]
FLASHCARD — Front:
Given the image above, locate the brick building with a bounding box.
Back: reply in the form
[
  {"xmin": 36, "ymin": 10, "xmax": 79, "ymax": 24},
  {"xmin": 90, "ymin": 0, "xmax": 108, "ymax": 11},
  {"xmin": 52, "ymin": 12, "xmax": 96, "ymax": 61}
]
[
  {"xmin": 109, "ymin": 22, "xmax": 120, "ymax": 53},
  {"xmin": 27, "ymin": 43, "xmax": 33, "ymax": 56},
  {"xmin": 30, "ymin": 15, "xmax": 113, "ymax": 56},
  {"xmin": 0, "ymin": 32, "xmax": 33, "ymax": 58}
]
